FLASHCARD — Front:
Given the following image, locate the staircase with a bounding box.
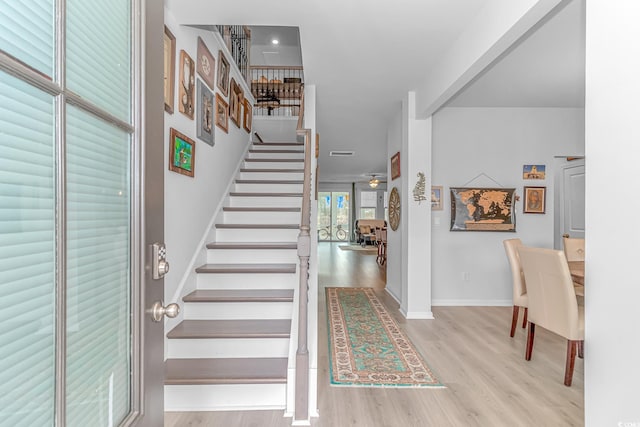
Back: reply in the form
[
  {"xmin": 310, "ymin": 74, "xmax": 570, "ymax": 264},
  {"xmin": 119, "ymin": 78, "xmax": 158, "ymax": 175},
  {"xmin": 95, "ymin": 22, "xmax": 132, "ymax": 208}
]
[{"xmin": 164, "ymin": 141, "xmax": 305, "ymax": 411}]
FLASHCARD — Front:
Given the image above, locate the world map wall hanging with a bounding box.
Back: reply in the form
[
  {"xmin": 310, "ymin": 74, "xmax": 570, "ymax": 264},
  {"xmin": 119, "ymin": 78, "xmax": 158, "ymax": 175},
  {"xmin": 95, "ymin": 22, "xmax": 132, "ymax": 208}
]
[{"xmin": 449, "ymin": 187, "xmax": 516, "ymax": 232}]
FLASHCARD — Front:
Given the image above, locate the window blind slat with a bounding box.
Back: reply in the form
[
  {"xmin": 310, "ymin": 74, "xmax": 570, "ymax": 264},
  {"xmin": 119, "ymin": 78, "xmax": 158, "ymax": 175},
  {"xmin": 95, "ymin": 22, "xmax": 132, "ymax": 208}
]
[
  {"xmin": 65, "ymin": 105, "xmax": 131, "ymax": 426},
  {"xmin": 0, "ymin": 71, "xmax": 55, "ymax": 426}
]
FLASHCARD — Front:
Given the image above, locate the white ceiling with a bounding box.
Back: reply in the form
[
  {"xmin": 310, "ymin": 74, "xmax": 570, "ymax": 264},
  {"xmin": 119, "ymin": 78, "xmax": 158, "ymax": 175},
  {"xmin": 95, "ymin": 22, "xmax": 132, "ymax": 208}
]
[{"xmin": 168, "ymin": 0, "xmax": 586, "ymax": 183}]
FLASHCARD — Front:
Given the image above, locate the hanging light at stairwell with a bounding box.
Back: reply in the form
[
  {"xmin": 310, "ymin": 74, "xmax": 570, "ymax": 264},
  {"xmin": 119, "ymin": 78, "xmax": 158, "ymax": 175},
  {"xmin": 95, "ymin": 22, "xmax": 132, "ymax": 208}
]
[{"xmin": 369, "ymin": 175, "xmax": 380, "ymax": 188}]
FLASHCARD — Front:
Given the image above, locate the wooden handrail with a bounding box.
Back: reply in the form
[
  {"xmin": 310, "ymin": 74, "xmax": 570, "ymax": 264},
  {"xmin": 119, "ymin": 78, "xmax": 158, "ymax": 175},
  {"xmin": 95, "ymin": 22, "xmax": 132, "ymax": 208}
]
[{"xmin": 294, "ymin": 86, "xmax": 310, "ymax": 423}]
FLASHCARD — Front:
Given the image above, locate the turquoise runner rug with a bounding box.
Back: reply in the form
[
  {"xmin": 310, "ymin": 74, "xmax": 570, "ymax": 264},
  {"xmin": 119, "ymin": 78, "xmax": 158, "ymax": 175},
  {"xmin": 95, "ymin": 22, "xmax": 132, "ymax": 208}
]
[{"xmin": 325, "ymin": 287, "xmax": 443, "ymax": 388}]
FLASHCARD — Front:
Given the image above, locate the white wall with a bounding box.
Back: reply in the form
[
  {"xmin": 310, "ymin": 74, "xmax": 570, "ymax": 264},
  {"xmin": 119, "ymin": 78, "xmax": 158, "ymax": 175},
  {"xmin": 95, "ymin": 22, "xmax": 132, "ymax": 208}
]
[
  {"xmin": 431, "ymin": 107, "xmax": 584, "ymax": 305},
  {"xmin": 585, "ymin": 1, "xmax": 640, "ymax": 424},
  {"xmin": 250, "ymin": 44, "xmax": 303, "ymax": 67},
  {"xmin": 385, "ymin": 110, "xmax": 403, "ymax": 302},
  {"xmin": 164, "ymin": 9, "xmax": 253, "ymax": 307}
]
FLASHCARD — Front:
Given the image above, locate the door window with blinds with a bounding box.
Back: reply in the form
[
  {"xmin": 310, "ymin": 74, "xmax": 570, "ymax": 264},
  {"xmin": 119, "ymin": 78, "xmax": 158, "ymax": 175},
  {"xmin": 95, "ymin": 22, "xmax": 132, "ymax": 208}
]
[{"xmin": 0, "ymin": 1, "xmax": 138, "ymax": 426}]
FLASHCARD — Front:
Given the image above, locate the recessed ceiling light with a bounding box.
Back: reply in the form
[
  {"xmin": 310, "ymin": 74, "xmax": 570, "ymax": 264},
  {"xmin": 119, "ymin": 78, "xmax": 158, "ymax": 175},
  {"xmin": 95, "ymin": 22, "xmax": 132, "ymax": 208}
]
[{"xmin": 271, "ymin": 39, "xmax": 279, "ymax": 45}]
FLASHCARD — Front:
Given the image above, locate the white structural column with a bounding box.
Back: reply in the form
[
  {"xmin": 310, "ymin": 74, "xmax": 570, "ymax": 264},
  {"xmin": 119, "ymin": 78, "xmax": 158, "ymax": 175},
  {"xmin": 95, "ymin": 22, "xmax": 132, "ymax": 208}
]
[
  {"xmin": 584, "ymin": 1, "xmax": 640, "ymax": 425},
  {"xmin": 399, "ymin": 92, "xmax": 433, "ymax": 319}
]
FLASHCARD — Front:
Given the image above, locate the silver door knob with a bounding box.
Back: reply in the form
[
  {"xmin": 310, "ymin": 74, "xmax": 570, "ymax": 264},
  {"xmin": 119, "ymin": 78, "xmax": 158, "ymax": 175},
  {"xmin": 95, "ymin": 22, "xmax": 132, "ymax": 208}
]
[
  {"xmin": 150, "ymin": 301, "xmax": 180, "ymax": 322},
  {"xmin": 158, "ymin": 260, "xmax": 170, "ymax": 276}
]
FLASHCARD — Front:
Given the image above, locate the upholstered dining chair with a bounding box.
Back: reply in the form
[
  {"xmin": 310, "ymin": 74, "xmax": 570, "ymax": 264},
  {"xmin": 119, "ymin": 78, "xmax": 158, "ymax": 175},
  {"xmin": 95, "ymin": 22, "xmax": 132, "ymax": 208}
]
[
  {"xmin": 518, "ymin": 246, "xmax": 585, "ymax": 386},
  {"xmin": 562, "ymin": 235, "xmax": 585, "ymax": 262},
  {"xmin": 503, "ymin": 239, "xmax": 528, "ymax": 337}
]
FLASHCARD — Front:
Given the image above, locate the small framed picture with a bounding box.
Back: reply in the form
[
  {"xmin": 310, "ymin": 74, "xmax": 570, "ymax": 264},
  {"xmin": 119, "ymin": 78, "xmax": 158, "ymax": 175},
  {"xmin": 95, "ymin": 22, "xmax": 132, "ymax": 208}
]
[
  {"xmin": 196, "ymin": 37, "xmax": 215, "ymax": 89},
  {"xmin": 523, "ymin": 164, "xmax": 546, "ymax": 180},
  {"xmin": 163, "ymin": 26, "xmax": 176, "ymax": 113},
  {"xmin": 229, "ymin": 78, "xmax": 243, "ymax": 127},
  {"xmin": 169, "ymin": 128, "xmax": 195, "ymax": 177},
  {"xmin": 523, "ymin": 186, "xmax": 546, "ymax": 214},
  {"xmin": 178, "ymin": 50, "xmax": 195, "ymax": 119},
  {"xmin": 197, "ymin": 80, "xmax": 214, "ymax": 146},
  {"xmin": 217, "ymin": 50, "xmax": 230, "ymax": 97},
  {"xmin": 215, "ymin": 93, "xmax": 229, "ymax": 133},
  {"xmin": 391, "ymin": 152, "xmax": 401, "ymax": 180},
  {"xmin": 243, "ymin": 98, "xmax": 252, "ymax": 133},
  {"xmin": 431, "ymin": 186, "xmax": 443, "ymax": 210}
]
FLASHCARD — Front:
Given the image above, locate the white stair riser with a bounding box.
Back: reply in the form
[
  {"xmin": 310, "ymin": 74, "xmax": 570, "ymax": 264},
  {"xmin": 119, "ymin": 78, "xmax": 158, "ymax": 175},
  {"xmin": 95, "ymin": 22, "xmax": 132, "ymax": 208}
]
[
  {"xmin": 206, "ymin": 248, "xmax": 298, "ymax": 264},
  {"xmin": 228, "ymin": 196, "xmax": 302, "ymax": 207},
  {"xmin": 243, "ymin": 161, "xmax": 303, "ymax": 169},
  {"xmin": 196, "ymin": 273, "xmax": 297, "ymax": 289},
  {"xmin": 234, "ymin": 182, "xmax": 303, "ymax": 193},
  {"xmin": 222, "ymin": 210, "xmax": 300, "ymax": 224},
  {"xmin": 165, "ymin": 384, "xmax": 286, "ymax": 412},
  {"xmin": 167, "ymin": 337, "xmax": 290, "ymax": 359},
  {"xmin": 184, "ymin": 302, "xmax": 293, "ymax": 320},
  {"xmin": 239, "ymin": 171, "xmax": 304, "ymax": 180},
  {"xmin": 216, "ymin": 228, "xmax": 300, "ymax": 242},
  {"xmin": 247, "ymin": 152, "xmax": 304, "ymax": 159}
]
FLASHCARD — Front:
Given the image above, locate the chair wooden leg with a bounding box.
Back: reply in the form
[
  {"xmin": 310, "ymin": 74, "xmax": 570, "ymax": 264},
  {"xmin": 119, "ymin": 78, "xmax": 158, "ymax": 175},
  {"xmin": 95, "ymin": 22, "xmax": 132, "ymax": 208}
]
[
  {"xmin": 510, "ymin": 306, "xmax": 520, "ymax": 337},
  {"xmin": 525, "ymin": 322, "xmax": 535, "ymax": 360},
  {"xmin": 578, "ymin": 340, "xmax": 584, "ymax": 359},
  {"xmin": 565, "ymin": 340, "xmax": 578, "ymax": 386},
  {"xmin": 522, "ymin": 307, "xmax": 528, "ymax": 328}
]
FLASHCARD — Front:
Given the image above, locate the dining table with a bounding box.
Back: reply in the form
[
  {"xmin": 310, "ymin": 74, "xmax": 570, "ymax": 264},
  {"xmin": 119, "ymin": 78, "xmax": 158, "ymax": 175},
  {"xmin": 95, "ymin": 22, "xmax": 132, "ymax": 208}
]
[{"xmin": 568, "ymin": 260, "xmax": 585, "ymax": 298}]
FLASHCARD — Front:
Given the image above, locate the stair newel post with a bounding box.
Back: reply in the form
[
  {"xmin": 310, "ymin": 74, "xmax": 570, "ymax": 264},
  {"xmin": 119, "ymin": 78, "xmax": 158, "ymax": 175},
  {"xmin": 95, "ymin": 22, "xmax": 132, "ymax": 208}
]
[{"xmin": 294, "ymin": 123, "xmax": 311, "ymax": 422}]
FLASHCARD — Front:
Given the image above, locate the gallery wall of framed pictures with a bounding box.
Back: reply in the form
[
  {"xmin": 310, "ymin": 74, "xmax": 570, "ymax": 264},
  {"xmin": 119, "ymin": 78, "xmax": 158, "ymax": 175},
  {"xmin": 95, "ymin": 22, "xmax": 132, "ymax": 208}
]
[{"xmin": 162, "ymin": 22, "xmax": 256, "ymax": 179}]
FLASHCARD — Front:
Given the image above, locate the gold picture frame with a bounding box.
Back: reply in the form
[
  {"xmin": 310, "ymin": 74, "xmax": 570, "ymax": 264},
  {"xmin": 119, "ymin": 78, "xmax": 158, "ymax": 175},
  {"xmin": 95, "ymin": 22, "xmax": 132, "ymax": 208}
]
[
  {"xmin": 163, "ymin": 26, "xmax": 176, "ymax": 113},
  {"xmin": 215, "ymin": 93, "xmax": 229, "ymax": 133},
  {"xmin": 229, "ymin": 78, "xmax": 243, "ymax": 127},
  {"xmin": 178, "ymin": 50, "xmax": 195, "ymax": 119},
  {"xmin": 243, "ymin": 98, "xmax": 252, "ymax": 133},
  {"xmin": 523, "ymin": 186, "xmax": 546, "ymax": 214},
  {"xmin": 169, "ymin": 128, "xmax": 195, "ymax": 178},
  {"xmin": 217, "ymin": 50, "xmax": 230, "ymax": 97}
]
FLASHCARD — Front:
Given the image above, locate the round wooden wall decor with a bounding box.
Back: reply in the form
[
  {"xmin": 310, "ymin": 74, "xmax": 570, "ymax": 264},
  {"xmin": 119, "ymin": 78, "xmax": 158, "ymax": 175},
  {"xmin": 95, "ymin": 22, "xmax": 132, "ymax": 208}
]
[{"xmin": 389, "ymin": 187, "xmax": 400, "ymax": 231}]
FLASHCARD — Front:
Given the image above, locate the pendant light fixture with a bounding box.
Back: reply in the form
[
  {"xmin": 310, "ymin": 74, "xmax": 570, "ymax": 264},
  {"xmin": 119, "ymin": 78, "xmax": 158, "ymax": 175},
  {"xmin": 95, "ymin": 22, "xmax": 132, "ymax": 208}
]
[{"xmin": 369, "ymin": 175, "xmax": 380, "ymax": 188}]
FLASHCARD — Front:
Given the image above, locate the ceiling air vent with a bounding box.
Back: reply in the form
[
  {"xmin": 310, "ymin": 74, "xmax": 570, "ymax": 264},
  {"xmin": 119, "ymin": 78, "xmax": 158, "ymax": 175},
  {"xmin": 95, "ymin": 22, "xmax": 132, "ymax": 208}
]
[{"xmin": 329, "ymin": 151, "xmax": 355, "ymax": 157}]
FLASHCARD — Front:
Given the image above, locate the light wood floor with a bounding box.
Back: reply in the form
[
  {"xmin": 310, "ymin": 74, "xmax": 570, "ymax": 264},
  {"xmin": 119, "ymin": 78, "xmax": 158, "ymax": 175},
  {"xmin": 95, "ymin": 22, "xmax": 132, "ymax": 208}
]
[{"xmin": 165, "ymin": 242, "xmax": 584, "ymax": 426}]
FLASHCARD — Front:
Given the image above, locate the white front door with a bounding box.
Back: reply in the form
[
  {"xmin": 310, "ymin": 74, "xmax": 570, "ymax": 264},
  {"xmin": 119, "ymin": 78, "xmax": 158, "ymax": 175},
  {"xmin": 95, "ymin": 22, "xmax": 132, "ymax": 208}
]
[{"xmin": 0, "ymin": 1, "xmax": 164, "ymax": 425}]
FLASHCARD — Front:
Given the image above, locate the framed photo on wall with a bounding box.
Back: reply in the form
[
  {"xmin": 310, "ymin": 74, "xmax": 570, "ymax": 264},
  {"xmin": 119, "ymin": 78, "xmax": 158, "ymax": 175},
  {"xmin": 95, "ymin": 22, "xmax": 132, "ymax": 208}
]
[
  {"xmin": 431, "ymin": 186, "xmax": 443, "ymax": 210},
  {"xmin": 391, "ymin": 152, "xmax": 401, "ymax": 180},
  {"xmin": 217, "ymin": 50, "xmax": 230, "ymax": 97},
  {"xmin": 523, "ymin": 164, "xmax": 546, "ymax": 180},
  {"xmin": 178, "ymin": 50, "xmax": 195, "ymax": 119},
  {"xmin": 450, "ymin": 187, "xmax": 516, "ymax": 231},
  {"xmin": 243, "ymin": 98, "xmax": 252, "ymax": 133},
  {"xmin": 197, "ymin": 80, "xmax": 214, "ymax": 146},
  {"xmin": 169, "ymin": 128, "xmax": 195, "ymax": 177},
  {"xmin": 215, "ymin": 93, "xmax": 229, "ymax": 133},
  {"xmin": 163, "ymin": 26, "xmax": 176, "ymax": 113},
  {"xmin": 229, "ymin": 78, "xmax": 243, "ymax": 127},
  {"xmin": 196, "ymin": 37, "xmax": 215, "ymax": 89},
  {"xmin": 523, "ymin": 186, "xmax": 546, "ymax": 214}
]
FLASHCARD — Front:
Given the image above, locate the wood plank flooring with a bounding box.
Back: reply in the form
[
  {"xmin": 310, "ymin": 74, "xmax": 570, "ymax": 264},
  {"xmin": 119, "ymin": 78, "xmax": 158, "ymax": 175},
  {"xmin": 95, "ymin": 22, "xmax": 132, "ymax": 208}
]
[{"xmin": 165, "ymin": 242, "xmax": 584, "ymax": 426}]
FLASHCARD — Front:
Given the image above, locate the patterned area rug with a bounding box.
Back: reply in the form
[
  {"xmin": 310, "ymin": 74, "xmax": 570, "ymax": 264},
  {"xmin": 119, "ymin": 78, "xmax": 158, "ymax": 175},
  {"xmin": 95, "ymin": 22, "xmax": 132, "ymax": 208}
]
[{"xmin": 325, "ymin": 287, "xmax": 443, "ymax": 388}]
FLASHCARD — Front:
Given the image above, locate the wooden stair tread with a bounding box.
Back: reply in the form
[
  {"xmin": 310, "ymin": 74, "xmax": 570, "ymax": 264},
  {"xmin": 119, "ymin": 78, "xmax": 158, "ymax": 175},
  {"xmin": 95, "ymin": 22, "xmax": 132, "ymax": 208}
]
[
  {"xmin": 252, "ymin": 142, "xmax": 303, "ymax": 146},
  {"xmin": 167, "ymin": 319, "xmax": 291, "ymax": 339},
  {"xmin": 249, "ymin": 149, "xmax": 303, "ymax": 154},
  {"xmin": 216, "ymin": 223, "xmax": 299, "ymax": 229},
  {"xmin": 229, "ymin": 192, "xmax": 302, "ymax": 197},
  {"xmin": 240, "ymin": 168, "xmax": 304, "ymax": 173},
  {"xmin": 183, "ymin": 289, "xmax": 294, "ymax": 303},
  {"xmin": 206, "ymin": 242, "xmax": 297, "ymax": 250},
  {"xmin": 245, "ymin": 158, "xmax": 303, "ymax": 162},
  {"xmin": 195, "ymin": 263, "xmax": 296, "ymax": 273},
  {"xmin": 235, "ymin": 179, "xmax": 304, "ymax": 184},
  {"xmin": 223, "ymin": 207, "xmax": 301, "ymax": 212},
  {"xmin": 165, "ymin": 357, "xmax": 288, "ymax": 385}
]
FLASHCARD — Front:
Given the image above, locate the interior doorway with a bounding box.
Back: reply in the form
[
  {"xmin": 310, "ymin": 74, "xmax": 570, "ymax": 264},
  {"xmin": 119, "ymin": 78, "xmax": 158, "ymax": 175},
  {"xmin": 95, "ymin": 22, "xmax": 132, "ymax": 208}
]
[{"xmin": 554, "ymin": 157, "xmax": 586, "ymax": 249}]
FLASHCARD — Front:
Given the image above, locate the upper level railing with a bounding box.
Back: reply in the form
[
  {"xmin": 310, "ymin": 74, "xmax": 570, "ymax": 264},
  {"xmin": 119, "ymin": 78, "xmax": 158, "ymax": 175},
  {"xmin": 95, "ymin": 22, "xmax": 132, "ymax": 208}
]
[
  {"xmin": 216, "ymin": 25, "xmax": 251, "ymax": 84},
  {"xmin": 250, "ymin": 66, "xmax": 304, "ymax": 117}
]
